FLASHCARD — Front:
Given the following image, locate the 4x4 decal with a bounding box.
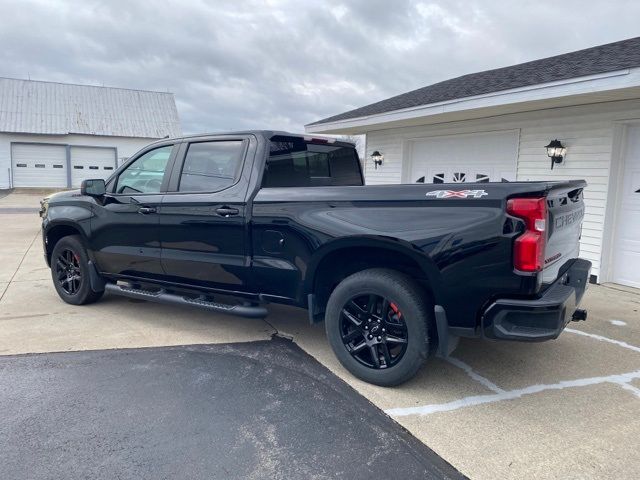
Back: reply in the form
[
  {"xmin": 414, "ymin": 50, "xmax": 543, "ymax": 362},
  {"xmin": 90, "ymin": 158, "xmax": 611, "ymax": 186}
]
[{"xmin": 426, "ymin": 189, "xmax": 488, "ymax": 199}]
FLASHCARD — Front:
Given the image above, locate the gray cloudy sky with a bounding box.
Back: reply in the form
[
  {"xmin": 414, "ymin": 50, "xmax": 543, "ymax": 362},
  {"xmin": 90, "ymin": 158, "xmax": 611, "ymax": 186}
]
[{"xmin": 1, "ymin": 0, "xmax": 639, "ymax": 134}]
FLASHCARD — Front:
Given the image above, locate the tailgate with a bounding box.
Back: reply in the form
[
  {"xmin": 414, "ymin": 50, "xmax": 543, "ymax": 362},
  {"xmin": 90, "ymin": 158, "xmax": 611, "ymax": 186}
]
[{"xmin": 543, "ymin": 183, "xmax": 586, "ymax": 283}]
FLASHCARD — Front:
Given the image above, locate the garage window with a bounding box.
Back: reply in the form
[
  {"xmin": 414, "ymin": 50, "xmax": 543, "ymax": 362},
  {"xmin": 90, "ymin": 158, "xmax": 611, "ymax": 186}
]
[{"xmin": 452, "ymin": 172, "xmax": 466, "ymax": 182}]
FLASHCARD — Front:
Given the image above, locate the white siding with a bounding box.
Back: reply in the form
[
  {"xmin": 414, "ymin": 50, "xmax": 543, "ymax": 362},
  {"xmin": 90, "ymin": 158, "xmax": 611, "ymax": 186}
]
[
  {"xmin": 0, "ymin": 133, "xmax": 158, "ymax": 189},
  {"xmin": 517, "ymin": 120, "xmax": 614, "ymax": 274},
  {"xmin": 364, "ymin": 138, "xmax": 404, "ymax": 184},
  {"xmin": 363, "ymin": 99, "xmax": 640, "ymax": 279}
]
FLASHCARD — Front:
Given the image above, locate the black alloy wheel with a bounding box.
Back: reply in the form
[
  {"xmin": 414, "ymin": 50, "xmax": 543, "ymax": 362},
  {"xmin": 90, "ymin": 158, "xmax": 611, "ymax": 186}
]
[
  {"xmin": 325, "ymin": 268, "xmax": 431, "ymax": 386},
  {"xmin": 50, "ymin": 235, "xmax": 104, "ymax": 305},
  {"xmin": 340, "ymin": 294, "xmax": 408, "ymax": 369},
  {"xmin": 55, "ymin": 248, "xmax": 83, "ymax": 295}
]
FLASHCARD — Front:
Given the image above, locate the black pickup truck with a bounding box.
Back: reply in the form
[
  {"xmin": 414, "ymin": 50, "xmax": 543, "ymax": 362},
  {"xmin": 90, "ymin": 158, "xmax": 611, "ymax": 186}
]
[{"xmin": 40, "ymin": 131, "xmax": 591, "ymax": 386}]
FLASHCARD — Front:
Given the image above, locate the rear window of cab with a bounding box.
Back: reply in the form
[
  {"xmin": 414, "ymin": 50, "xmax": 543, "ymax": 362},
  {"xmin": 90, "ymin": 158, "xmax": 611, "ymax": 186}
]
[{"xmin": 262, "ymin": 136, "xmax": 362, "ymax": 188}]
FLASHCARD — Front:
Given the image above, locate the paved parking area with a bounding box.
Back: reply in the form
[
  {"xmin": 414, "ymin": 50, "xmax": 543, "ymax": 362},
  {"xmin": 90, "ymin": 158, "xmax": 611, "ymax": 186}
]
[
  {"xmin": 1, "ymin": 191, "xmax": 639, "ymax": 479},
  {"xmin": 1, "ymin": 339, "xmax": 460, "ymax": 480}
]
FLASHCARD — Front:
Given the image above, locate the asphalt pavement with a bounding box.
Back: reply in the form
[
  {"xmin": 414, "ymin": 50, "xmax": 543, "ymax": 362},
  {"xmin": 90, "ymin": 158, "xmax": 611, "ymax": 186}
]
[{"xmin": 0, "ymin": 338, "xmax": 464, "ymax": 480}]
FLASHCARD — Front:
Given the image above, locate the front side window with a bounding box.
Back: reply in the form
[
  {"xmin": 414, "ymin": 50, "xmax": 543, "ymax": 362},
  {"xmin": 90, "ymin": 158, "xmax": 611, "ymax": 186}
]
[
  {"xmin": 115, "ymin": 145, "xmax": 173, "ymax": 194},
  {"xmin": 262, "ymin": 136, "xmax": 362, "ymax": 188},
  {"xmin": 178, "ymin": 141, "xmax": 244, "ymax": 192}
]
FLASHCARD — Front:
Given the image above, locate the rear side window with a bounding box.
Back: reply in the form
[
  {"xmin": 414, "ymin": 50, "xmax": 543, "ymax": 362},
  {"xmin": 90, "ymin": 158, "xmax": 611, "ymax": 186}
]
[
  {"xmin": 178, "ymin": 141, "xmax": 244, "ymax": 192},
  {"xmin": 262, "ymin": 136, "xmax": 362, "ymax": 188}
]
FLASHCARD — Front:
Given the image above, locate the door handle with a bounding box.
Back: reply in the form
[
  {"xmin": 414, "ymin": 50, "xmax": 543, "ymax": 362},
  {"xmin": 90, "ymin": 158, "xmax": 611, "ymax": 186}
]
[
  {"xmin": 138, "ymin": 206, "xmax": 157, "ymax": 214},
  {"xmin": 216, "ymin": 206, "xmax": 239, "ymax": 217}
]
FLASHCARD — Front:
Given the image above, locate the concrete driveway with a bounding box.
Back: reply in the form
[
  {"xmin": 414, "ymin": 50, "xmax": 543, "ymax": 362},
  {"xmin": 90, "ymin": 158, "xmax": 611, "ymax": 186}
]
[{"xmin": 1, "ymin": 190, "xmax": 639, "ymax": 479}]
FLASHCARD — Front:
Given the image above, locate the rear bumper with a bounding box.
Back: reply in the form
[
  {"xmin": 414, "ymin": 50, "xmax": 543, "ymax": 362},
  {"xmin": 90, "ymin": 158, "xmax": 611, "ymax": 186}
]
[{"xmin": 481, "ymin": 258, "xmax": 591, "ymax": 342}]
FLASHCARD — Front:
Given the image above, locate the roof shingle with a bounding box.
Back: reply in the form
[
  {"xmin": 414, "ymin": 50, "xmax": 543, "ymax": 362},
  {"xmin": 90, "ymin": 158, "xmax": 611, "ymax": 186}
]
[{"xmin": 309, "ymin": 36, "xmax": 640, "ymax": 126}]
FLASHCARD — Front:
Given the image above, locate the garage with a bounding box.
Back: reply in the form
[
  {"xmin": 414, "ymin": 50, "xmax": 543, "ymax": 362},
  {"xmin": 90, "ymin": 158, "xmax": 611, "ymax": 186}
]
[
  {"xmin": 0, "ymin": 78, "xmax": 181, "ymax": 190},
  {"xmin": 11, "ymin": 143, "xmax": 68, "ymax": 188},
  {"xmin": 407, "ymin": 130, "xmax": 518, "ymax": 184},
  {"xmin": 70, "ymin": 146, "xmax": 116, "ymax": 187},
  {"xmin": 10, "ymin": 144, "xmax": 118, "ymax": 188},
  {"xmin": 610, "ymin": 124, "xmax": 640, "ymax": 288}
]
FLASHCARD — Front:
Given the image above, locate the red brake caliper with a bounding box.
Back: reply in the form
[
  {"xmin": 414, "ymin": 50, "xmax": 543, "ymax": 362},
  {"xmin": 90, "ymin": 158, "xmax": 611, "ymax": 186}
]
[{"xmin": 389, "ymin": 302, "xmax": 402, "ymax": 320}]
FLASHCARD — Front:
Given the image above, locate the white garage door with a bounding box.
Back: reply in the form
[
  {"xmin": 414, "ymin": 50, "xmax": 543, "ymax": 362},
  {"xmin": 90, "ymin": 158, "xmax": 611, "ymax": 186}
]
[
  {"xmin": 611, "ymin": 125, "xmax": 640, "ymax": 288},
  {"xmin": 408, "ymin": 130, "xmax": 518, "ymax": 184},
  {"xmin": 70, "ymin": 146, "xmax": 117, "ymax": 188},
  {"xmin": 11, "ymin": 143, "xmax": 68, "ymax": 188}
]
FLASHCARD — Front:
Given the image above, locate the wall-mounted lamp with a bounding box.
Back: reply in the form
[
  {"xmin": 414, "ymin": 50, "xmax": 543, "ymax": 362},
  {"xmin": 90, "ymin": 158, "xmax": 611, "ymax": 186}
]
[
  {"xmin": 545, "ymin": 139, "xmax": 566, "ymax": 170},
  {"xmin": 371, "ymin": 151, "xmax": 384, "ymax": 169}
]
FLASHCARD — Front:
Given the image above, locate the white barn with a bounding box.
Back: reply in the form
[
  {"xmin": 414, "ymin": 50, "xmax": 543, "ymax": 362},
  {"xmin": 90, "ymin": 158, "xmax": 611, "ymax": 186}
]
[
  {"xmin": 306, "ymin": 37, "xmax": 640, "ymax": 289},
  {"xmin": 0, "ymin": 78, "xmax": 181, "ymax": 190}
]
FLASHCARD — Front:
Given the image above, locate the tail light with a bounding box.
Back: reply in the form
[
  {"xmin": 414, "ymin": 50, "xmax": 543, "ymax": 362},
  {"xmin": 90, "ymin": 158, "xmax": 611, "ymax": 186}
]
[{"xmin": 507, "ymin": 198, "xmax": 547, "ymax": 272}]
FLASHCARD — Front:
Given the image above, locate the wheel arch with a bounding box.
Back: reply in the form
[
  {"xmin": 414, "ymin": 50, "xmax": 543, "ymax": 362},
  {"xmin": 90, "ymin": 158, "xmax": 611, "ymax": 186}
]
[
  {"xmin": 44, "ymin": 221, "xmax": 89, "ymax": 265},
  {"xmin": 304, "ymin": 236, "xmax": 442, "ymax": 319}
]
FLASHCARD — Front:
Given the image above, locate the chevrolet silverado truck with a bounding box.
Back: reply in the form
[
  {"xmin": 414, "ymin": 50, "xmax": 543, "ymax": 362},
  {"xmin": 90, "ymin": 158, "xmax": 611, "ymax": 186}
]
[{"xmin": 40, "ymin": 131, "xmax": 591, "ymax": 386}]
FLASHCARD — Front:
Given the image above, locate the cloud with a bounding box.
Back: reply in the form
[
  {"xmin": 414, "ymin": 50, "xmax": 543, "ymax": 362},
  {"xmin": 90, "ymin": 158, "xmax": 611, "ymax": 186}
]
[{"xmin": 1, "ymin": 0, "xmax": 639, "ymax": 134}]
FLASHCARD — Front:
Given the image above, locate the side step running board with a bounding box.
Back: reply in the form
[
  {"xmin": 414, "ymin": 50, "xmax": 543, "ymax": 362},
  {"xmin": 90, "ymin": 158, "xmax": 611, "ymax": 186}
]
[{"xmin": 104, "ymin": 283, "xmax": 268, "ymax": 319}]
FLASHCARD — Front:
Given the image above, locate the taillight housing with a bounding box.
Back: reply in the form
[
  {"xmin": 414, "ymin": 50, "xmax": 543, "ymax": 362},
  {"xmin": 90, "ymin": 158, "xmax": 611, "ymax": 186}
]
[{"xmin": 507, "ymin": 198, "xmax": 547, "ymax": 272}]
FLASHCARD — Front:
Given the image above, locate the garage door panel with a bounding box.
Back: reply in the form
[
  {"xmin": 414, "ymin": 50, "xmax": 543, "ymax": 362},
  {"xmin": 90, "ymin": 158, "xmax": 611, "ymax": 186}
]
[
  {"xmin": 612, "ymin": 249, "xmax": 640, "ymax": 288},
  {"xmin": 11, "ymin": 144, "xmax": 67, "ymax": 188},
  {"xmin": 70, "ymin": 147, "xmax": 116, "ymax": 188},
  {"xmin": 611, "ymin": 125, "xmax": 640, "ymax": 287},
  {"xmin": 408, "ymin": 131, "xmax": 518, "ymax": 184}
]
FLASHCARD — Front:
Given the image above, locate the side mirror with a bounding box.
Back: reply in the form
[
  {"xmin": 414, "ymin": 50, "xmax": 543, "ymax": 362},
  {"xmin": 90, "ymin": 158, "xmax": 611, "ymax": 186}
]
[{"xmin": 81, "ymin": 179, "xmax": 106, "ymax": 197}]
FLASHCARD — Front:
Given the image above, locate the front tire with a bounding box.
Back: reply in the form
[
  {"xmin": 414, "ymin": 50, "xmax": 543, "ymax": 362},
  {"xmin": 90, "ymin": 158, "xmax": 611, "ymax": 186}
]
[
  {"xmin": 51, "ymin": 235, "xmax": 104, "ymax": 305},
  {"xmin": 324, "ymin": 268, "xmax": 432, "ymax": 387}
]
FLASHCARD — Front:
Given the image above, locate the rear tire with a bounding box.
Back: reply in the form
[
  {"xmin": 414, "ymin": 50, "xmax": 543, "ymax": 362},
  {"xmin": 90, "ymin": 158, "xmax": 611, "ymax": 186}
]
[
  {"xmin": 324, "ymin": 268, "xmax": 432, "ymax": 387},
  {"xmin": 51, "ymin": 235, "xmax": 104, "ymax": 305}
]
